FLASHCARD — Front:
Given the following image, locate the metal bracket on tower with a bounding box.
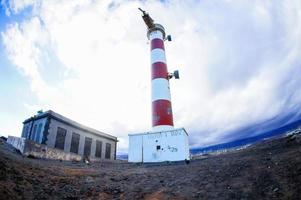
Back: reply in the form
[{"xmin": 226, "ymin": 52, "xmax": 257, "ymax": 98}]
[
  {"xmin": 168, "ymin": 70, "xmax": 180, "ymax": 79},
  {"xmin": 165, "ymin": 35, "xmax": 172, "ymax": 42}
]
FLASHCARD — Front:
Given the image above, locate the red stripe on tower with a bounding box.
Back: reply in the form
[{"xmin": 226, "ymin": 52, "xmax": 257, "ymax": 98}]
[
  {"xmin": 152, "ymin": 100, "xmax": 174, "ymax": 126},
  {"xmin": 152, "ymin": 62, "xmax": 168, "ymax": 79},
  {"xmin": 151, "ymin": 38, "xmax": 165, "ymax": 50}
]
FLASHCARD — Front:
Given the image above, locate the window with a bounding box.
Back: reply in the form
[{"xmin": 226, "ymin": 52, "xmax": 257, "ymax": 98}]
[
  {"xmin": 31, "ymin": 124, "xmax": 37, "ymax": 141},
  {"xmin": 84, "ymin": 137, "xmax": 92, "ymax": 157},
  {"xmin": 95, "ymin": 140, "xmax": 102, "ymax": 158},
  {"xmin": 105, "ymin": 143, "xmax": 111, "ymax": 159},
  {"xmin": 21, "ymin": 126, "xmax": 25, "ymax": 138},
  {"xmin": 70, "ymin": 133, "xmax": 80, "ymax": 154},
  {"xmin": 156, "ymin": 145, "xmax": 161, "ymax": 150},
  {"xmin": 22, "ymin": 126, "xmax": 29, "ymax": 138},
  {"xmin": 25, "ymin": 126, "xmax": 29, "ymax": 138},
  {"xmin": 55, "ymin": 127, "xmax": 67, "ymax": 150},
  {"xmin": 36, "ymin": 123, "xmax": 43, "ymax": 142}
]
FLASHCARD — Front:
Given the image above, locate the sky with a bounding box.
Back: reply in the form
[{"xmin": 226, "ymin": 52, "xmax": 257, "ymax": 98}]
[{"xmin": 0, "ymin": 0, "xmax": 301, "ymax": 153}]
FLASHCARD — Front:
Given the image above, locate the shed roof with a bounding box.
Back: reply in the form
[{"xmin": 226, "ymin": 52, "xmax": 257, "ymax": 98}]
[{"xmin": 23, "ymin": 110, "xmax": 117, "ymax": 141}]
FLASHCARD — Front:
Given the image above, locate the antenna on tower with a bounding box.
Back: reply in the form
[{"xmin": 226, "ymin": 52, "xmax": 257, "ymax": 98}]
[{"xmin": 138, "ymin": 8, "xmax": 155, "ymax": 29}]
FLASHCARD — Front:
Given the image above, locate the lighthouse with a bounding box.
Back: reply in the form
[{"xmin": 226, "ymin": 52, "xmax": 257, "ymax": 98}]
[
  {"xmin": 139, "ymin": 8, "xmax": 177, "ymax": 131},
  {"xmin": 128, "ymin": 9, "xmax": 189, "ymax": 163}
]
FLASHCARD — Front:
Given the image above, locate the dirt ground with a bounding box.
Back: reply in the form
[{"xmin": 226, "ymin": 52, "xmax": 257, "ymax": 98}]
[{"xmin": 1, "ymin": 134, "xmax": 301, "ymax": 200}]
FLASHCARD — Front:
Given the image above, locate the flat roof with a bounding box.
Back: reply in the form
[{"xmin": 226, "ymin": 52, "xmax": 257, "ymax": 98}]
[
  {"xmin": 128, "ymin": 127, "xmax": 188, "ymax": 137},
  {"xmin": 24, "ymin": 110, "xmax": 117, "ymax": 142}
]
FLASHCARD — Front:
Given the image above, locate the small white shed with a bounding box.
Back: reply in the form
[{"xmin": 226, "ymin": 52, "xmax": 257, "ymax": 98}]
[{"xmin": 128, "ymin": 128, "xmax": 190, "ymax": 163}]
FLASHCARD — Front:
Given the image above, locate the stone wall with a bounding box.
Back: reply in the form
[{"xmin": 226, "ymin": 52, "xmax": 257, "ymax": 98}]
[
  {"xmin": 7, "ymin": 136, "xmax": 82, "ymax": 161},
  {"xmin": 7, "ymin": 136, "xmax": 26, "ymax": 153}
]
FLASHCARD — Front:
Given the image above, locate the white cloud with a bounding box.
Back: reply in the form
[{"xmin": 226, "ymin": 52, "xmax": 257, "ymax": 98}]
[
  {"xmin": 2, "ymin": 18, "xmax": 47, "ymax": 94},
  {"xmin": 1, "ymin": 0, "xmax": 301, "ymax": 152},
  {"xmin": 1, "ymin": 0, "xmax": 36, "ymax": 15}
]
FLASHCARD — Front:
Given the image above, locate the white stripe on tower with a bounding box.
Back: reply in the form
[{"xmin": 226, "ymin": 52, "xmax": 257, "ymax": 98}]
[
  {"xmin": 150, "ymin": 31, "xmax": 163, "ymax": 40},
  {"xmin": 151, "ymin": 79, "xmax": 171, "ymax": 101},
  {"xmin": 151, "ymin": 49, "xmax": 166, "ymax": 63},
  {"xmin": 150, "ymin": 30, "xmax": 174, "ymax": 131}
]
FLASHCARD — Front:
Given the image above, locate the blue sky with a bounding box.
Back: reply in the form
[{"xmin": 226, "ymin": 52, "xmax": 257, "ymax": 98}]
[
  {"xmin": 1, "ymin": 0, "xmax": 301, "ymax": 153},
  {"xmin": 0, "ymin": 3, "xmax": 32, "ymax": 137}
]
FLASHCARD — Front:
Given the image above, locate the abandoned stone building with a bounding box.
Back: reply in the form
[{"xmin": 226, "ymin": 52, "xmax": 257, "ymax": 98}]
[{"xmin": 21, "ymin": 110, "xmax": 117, "ymax": 160}]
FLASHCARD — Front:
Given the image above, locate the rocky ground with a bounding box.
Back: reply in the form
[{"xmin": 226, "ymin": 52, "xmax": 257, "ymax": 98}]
[{"xmin": 0, "ymin": 133, "xmax": 301, "ymax": 200}]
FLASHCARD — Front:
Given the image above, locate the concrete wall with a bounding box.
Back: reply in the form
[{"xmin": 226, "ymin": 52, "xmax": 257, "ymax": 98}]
[
  {"xmin": 22, "ymin": 118, "xmax": 47, "ymax": 143},
  {"xmin": 128, "ymin": 128, "xmax": 190, "ymax": 162},
  {"xmin": 7, "ymin": 136, "xmax": 81, "ymax": 161},
  {"xmin": 7, "ymin": 136, "xmax": 26, "ymax": 153},
  {"xmin": 24, "ymin": 140, "xmax": 82, "ymax": 161},
  {"xmin": 47, "ymin": 118, "xmax": 116, "ymax": 160}
]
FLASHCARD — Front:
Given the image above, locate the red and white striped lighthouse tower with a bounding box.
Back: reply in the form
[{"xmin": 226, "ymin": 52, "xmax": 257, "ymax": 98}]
[
  {"xmin": 139, "ymin": 8, "xmax": 179, "ymax": 131},
  {"xmin": 128, "ymin": 9, "xmax": 189, "ymax": 163}
]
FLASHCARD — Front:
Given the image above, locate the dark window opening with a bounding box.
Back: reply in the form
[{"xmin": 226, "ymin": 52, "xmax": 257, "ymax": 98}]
[
  {"xmin": 105, "ymin": 143, "xmax": 111, "ymax": 159},
  {"xmin": 55, "ymin": 127, "xmax": 66, "ymax": 150},
  {"xmin": 36, "ymin": 123, "xmax": 43, "ymax": 142},
  {"xmin": 70, "ymin": 132, "xmax": 80, "ymax": 154},
  {"xmin": 84, "ymin": 137, "xmax": 92, "ymax": 157},
  {"xmin": 95, "ymin": 140, "xmax": 102, "ymax": 158},
  {"xmin": 21, "ymin": 126, "xmax": 25, "ymax": 138},
  {"xmin": 156, "ymin": 145, "xmax": 161, "ymax": 150},
  {"xmin": 25, "ymin": 126, "xmax": 29, "ymax": 138},
  {"xmin": 31, "ymin": 124, "xmax": 37, "ymax": 141},
  {"xmin": 22, "ymin": 126, "xmax": 29, "ymax": 138}
]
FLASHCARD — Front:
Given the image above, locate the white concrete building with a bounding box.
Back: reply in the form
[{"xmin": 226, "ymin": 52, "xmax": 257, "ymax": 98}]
[
  {"xmin": 128, "ymin": 128, "xmax": 190, "ymax": 163},
  {"xmin": 21, "ymin": 110, "xmax": 117, "ymax": 160}
]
